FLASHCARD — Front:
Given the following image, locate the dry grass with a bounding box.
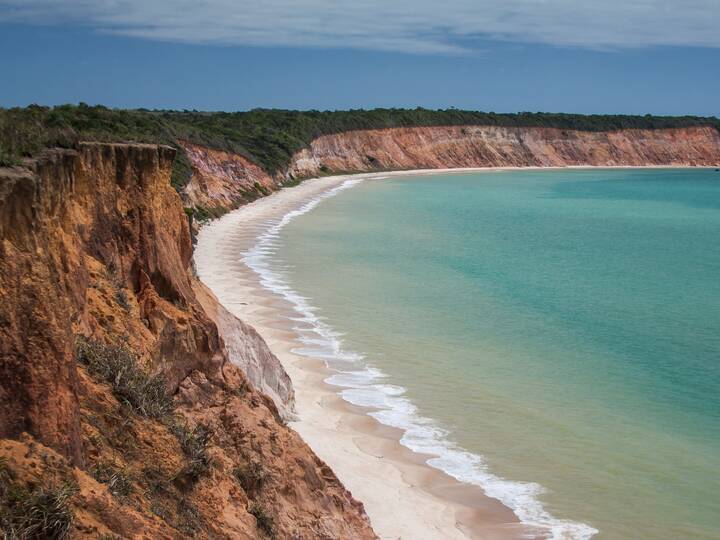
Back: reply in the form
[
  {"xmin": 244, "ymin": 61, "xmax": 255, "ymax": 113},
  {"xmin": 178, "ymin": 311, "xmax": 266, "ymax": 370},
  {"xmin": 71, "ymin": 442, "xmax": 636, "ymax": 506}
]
[
  {"xmin": 0, "ymin": 463, "xmax": 77, "ymax": 540},
  {"xmin": 90, "ymin": 462, "xmax": 134, "ymax": 499},
  {"xmin": 170, "ymin": 423, "xmax": 213, "ymax": 486},
  {"xmin": 75, "ymin": 336, "xmax": 173, "ymax": 419},
  {"xmin": 233, "ymin": 461, "xmax": 268, "ymax": 495}
]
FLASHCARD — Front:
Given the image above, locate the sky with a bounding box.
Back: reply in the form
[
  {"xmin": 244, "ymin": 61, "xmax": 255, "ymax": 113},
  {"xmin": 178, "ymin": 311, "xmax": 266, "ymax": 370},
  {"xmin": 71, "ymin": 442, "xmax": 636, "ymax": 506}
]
[{"xmin": 0, "ymin": 0, "xmax": 718, "ymax": 115}]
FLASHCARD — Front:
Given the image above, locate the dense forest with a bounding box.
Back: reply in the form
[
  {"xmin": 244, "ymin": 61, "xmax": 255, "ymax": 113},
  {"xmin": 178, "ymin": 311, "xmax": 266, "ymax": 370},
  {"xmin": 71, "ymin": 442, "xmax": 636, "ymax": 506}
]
[{"xmin": 1, "ymin": 104, "xmax": 719, "ymax": 188}]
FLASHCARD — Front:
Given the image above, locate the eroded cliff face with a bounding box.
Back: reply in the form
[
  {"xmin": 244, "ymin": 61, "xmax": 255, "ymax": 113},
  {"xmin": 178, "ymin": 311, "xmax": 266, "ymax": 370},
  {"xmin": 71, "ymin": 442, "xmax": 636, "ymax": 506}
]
[
  {"xmin": 181, "ymin": 142, "xmax": 279, "ymax": 216},
  {"xmin": 193, "ymin": 281, "xmax": 295, "ymax": 419},
  {"xmin": 181, "ymin": 125, "xmax": 720, "ymax": 214},
  {"xmin": 288, "ymin": 125, "xmax": 720, "ymax": 177},
  {"xmin": 0, "ymin": 143, "xmax": 374, "ymax": 539}
]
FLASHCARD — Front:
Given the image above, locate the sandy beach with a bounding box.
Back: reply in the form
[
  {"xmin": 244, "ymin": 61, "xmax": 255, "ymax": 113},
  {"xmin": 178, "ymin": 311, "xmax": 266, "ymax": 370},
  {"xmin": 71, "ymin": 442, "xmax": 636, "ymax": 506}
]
[
  {"xmin": 193, "ymin": 166, "xmax": 702, "ymax": 538},
  {"xmin": 193, "ymin": 168, "xmax": 565, "ymax": 539}
]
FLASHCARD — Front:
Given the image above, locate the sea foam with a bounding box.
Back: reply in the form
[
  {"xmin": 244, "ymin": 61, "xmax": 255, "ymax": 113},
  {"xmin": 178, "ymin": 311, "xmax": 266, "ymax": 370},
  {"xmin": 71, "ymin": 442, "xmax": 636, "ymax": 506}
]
[{"xmin": 241, "ymin": 178, "xmax": 598, "ymax": 540}]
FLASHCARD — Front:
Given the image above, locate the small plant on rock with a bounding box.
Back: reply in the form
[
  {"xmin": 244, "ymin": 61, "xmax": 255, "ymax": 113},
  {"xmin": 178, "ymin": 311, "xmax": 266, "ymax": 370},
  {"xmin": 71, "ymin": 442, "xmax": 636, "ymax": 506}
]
[
  {"xmin": 233, "ymin": 461, "xmax": 268, "ymax": 495},
  {"xmin": 170, "ymin": 422, "xmax": 213, "ymax": 485},
  {"xmin": 75, "ymin": 336, "xmax": 174, "ymax": 419},
  {"xmin": 0, "ymin": 469, "xmax": 77, "ymax": 540},
  {"xmin": 90, "ymin": 462, "xmax": 134, "ymax": 499},
  {"xmin": 248, "ymin": 502, "xmax": 275, "ymax": 537}
]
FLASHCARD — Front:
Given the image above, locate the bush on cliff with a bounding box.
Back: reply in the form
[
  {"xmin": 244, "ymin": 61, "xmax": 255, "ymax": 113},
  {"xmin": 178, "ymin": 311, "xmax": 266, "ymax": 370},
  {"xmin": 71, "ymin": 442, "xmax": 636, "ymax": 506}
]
[
  {"xmin": 0, "ymin": 460, "xmax": 77, "ymax": 540},
  {"xmin": 233, "ymin": 460, "xmax": 268, "ymax": 495},
  {"xmin": 89, "ymin": 461, "xmax": 134, "ymax": 499},
  {"xmin": 169, "ymin": 422, "xmax": 213, "ymax": 486},
  {"xmin": 249, "ymin": 502, "xmax": 275, "ymax": 537},
  {"xmin": 75, "ymin": 337, "xmax": 174, "ymax": 419}
]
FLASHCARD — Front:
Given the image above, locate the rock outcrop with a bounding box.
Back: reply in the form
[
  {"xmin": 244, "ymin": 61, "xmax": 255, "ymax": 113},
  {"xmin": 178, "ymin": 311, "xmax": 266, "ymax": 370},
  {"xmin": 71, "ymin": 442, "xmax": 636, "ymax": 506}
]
[
  {"xmin": 182, "ymin": 125, "xmax": 720, "ymax": 213},
  {"xmin": 0, "ymin": 143, "xmax": 375, "ymax": 539},
  {"xmin": 193, "ymin": 280, "xmax": 295, "ymax": 419},
  {"xmin": 181, "ymin": 142, "xmax": 279, "ymax": 216}
]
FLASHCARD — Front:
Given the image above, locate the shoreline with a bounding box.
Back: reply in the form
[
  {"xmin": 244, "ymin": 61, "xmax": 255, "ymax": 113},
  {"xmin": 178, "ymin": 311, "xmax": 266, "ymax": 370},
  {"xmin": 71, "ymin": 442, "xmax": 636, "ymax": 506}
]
[{"xmin": 192, "ymin": 165, "xmax": 691, "ymax": 538}]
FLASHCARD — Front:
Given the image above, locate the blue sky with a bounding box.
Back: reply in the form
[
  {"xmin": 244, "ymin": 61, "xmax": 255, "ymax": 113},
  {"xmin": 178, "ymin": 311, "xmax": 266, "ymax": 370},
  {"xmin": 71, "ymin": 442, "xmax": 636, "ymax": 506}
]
[{"xmin": 1, "ymin": 0, "xmax": 718, "ymax": 115}]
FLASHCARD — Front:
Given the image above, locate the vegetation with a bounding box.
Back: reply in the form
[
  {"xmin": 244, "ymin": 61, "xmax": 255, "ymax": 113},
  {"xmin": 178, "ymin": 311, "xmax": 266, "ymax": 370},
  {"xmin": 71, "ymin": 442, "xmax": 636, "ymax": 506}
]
[
  {"xmin": 169, "ymin": 423, "xmax": 213, "ymax": 485},
  {"xmin": 75, "ymin": 336, "xmax": 174, "ymax": 419},
  {"xmin": 149, "ymin": 497, "xmax": 204, "ymax": 536},
  {"xmin": 248, "ymin": 502, "xmax": 275, "ymax": 537},
  {"xmin": 0, "ymin": 461, "xmax": 77, "ymax": 540},
  {"xmin": 2, "ymin": 104, "xmax": 718, "ymax": 189},
  {"xmin": 90, "ymin": 462, "xmax": 134, "ymax": 499},
  {"xmin": 233, "ymin": 460, "xmax": 268, "ymax": 495}
]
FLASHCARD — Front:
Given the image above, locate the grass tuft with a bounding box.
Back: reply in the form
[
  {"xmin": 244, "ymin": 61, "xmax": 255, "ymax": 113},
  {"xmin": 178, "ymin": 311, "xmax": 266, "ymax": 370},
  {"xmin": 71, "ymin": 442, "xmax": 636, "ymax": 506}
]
[
  {"xmin": 75, "ymin": 336, "xmax": 174, "ymax": 419},
  {"xmin": 114, "ymin": 289, "xmax": 130, "ymax": 311},
  {"xmin": 248, "ymin": 502, "xmax": 275, "ymax": 537},
  {"xmin": 90, "ymin": 462, "xmax": 134, "ymax": 499},
  {"xmin": 233, "ymin": 461, "xmax": 268, "ymax": 495},
  {"xmin": 0, "ymin": 473, "xmax": 77, "ymax": 540},
  {"xmin": 170, "ymin": 423, "xmax": 213, "ymax": 485}
]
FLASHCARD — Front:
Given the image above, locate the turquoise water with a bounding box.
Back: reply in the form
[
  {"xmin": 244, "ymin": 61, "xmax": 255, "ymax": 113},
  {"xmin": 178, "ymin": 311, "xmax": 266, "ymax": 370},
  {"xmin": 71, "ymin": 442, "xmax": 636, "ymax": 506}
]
[{"xmin": 264, "ymin": 169, "xmax": 720, "ymax": 539}]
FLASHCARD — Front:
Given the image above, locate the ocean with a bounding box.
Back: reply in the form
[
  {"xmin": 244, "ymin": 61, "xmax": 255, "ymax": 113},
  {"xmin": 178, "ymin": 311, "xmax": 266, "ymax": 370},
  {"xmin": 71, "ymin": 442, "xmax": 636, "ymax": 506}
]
[{"xmin": 243, "ymin": 169, "xmax": 720, "ymax": 539}]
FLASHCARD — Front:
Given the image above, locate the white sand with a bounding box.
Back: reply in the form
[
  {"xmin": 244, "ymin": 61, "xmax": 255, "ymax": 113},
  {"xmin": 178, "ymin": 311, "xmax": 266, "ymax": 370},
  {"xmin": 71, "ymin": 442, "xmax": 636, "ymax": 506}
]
[{"xmin": 194, "ymin": 168, "xmax": 597, "ymax": 539}]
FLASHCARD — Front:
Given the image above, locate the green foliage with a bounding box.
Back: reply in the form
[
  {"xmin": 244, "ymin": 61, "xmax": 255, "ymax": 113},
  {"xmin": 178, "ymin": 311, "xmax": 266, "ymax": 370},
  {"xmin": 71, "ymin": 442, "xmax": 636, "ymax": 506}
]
[
  {"xmin": 170, "ymin": 423, "xmax": 213, "ymax": 485},
  {"xmin": 190, "ymin": 204, "xmax": 226, "ymax": 222},
  {"xmin": 2, "ymin": 104, "xmax": 719, "ymax": 192},
  {"xmin": 90, "ymin": 462, "xmax": 134, "ymax": 499},
  {"xmin": 75, "ymin": 336, "xmax": 174, "ymax": 419},
  {"xmin": 248, "ymin": 502, "xmax": 275, "ymax": 537},
  {"xmin": 0, "ymin": 147, "xmax": 22, "ymax": 167},
  {"xmin": 0, "ymin": 469, "xmax": 77, "ymax": 540}
]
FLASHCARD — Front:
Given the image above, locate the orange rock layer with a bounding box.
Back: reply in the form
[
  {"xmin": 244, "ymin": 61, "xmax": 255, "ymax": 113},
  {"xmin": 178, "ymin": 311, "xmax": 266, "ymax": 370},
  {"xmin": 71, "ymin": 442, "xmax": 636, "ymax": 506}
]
[
  {"xmin": 182, "ymin": 125, "xmax": 720, "ymax": 212},
  {"xmin": 0, "ymin": 143, "xmax": 375, "ymax": 539}
]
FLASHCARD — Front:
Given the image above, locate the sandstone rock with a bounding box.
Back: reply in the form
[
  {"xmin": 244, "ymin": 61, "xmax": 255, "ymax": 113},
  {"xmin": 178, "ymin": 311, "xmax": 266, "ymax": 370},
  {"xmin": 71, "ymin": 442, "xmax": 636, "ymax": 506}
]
[{"xmin": 0, "ymin": 143, "xmax": 375, "ymax": 539}]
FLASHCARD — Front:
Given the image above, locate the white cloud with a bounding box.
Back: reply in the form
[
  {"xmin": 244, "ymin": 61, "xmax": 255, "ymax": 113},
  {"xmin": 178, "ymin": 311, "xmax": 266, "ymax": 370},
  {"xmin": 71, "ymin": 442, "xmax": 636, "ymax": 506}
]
[{"xmin": 0, "ymin": 0, "xmax": 718, "ymax": 54}]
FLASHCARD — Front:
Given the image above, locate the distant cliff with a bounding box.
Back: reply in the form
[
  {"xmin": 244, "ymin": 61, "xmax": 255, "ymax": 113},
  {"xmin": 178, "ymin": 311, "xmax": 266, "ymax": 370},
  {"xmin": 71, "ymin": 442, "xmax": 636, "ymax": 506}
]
[
  {"xmin": 182, "ymin": 125, "xmax": 720, "ymax": 213},
  {"xmin": 3, "ymin": 104, "xmax": 718, "ymax": 199},
  {"xmin": 0, "ymin": 143, "xmax": 374, "ymax": 539}
]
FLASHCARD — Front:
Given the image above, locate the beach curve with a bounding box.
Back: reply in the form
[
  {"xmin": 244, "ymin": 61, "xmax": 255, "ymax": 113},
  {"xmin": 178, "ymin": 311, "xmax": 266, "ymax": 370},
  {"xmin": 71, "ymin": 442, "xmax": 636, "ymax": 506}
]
[{"xmin": 194, "ymin": 169, "xmax": 601, "ymax": 540}]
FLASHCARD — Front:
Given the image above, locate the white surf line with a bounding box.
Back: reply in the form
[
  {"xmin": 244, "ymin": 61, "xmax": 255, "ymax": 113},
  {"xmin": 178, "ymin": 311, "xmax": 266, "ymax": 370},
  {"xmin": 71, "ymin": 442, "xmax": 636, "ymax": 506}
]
[{"xmin": 239, "ymin": 172, "xmax": 599, "ymax": 540}]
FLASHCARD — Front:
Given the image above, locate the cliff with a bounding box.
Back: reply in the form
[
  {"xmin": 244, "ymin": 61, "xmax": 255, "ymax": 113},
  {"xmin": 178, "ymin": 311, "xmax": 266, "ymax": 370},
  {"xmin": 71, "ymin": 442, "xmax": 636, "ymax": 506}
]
[
  {"xmin": 0, "ymin": 143, "xmax": 374, "ymax": 538},
  {"xmin": 288, "ymin": 125, "xmax": 720, "ymax": 176},
  {"xmin": 3, "ymin": 120, "xmax": 719, "ymax": 538},
  {"xmin": 182, "ymin": 125, "xmax": 720, "ymax": 213},
  {"xmin": 181, "ymin": 142, "xmax": 283, "ymax": 217}
]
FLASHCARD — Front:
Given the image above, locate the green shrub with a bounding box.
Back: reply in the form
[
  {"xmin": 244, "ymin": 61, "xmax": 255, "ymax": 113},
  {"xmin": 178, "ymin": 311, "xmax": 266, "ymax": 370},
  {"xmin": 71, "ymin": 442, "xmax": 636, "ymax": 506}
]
[
  {"xmin": 90, "ymin": 462, "xmax": 134, "ymax": 498},
  {"xmin": 0, "ymin": 475, "xmax": 77, "ymax": 540},
  {"xmin": 0, "ymin": 147, "xmax": 21, "ymax": 167},
  {"xmin": 75, "ymin": 336, "xmax": 173, "ymax": 419},
  {"xmin": 170, "ymin": 423, "xmax": 213, "ymax": 484},
  {"xmin": 248, "ymin": 502, "xmax": 275, "ymax": 537},
  {"xmin": 2, "ymin": 104, "xmax": 718, "ymax": 193}
]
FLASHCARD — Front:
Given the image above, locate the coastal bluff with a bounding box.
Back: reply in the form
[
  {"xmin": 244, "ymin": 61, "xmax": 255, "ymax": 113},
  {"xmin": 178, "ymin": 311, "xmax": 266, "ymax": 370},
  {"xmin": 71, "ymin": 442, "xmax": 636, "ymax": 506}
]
[
  {"xmin": 182, "ymin": 125, "xmax": 720, "ymax": 213},
  {"xmin": 0, "ymin": 143, "xmax": 375, "ymax": 539}
]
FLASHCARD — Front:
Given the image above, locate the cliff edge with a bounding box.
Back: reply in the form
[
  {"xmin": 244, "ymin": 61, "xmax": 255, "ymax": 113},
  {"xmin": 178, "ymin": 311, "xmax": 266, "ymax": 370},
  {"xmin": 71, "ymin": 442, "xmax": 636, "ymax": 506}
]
[{"xmin": 0, "ymin": 143, "xmax": 374, "ymax": 539}]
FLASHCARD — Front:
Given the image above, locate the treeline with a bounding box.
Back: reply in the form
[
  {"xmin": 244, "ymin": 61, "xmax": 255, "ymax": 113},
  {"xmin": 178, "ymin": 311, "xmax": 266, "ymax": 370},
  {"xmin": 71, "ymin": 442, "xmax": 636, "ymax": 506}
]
[{"xmin": 1, "ymin": 104, "xmax": 718, "ymax": 188}]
